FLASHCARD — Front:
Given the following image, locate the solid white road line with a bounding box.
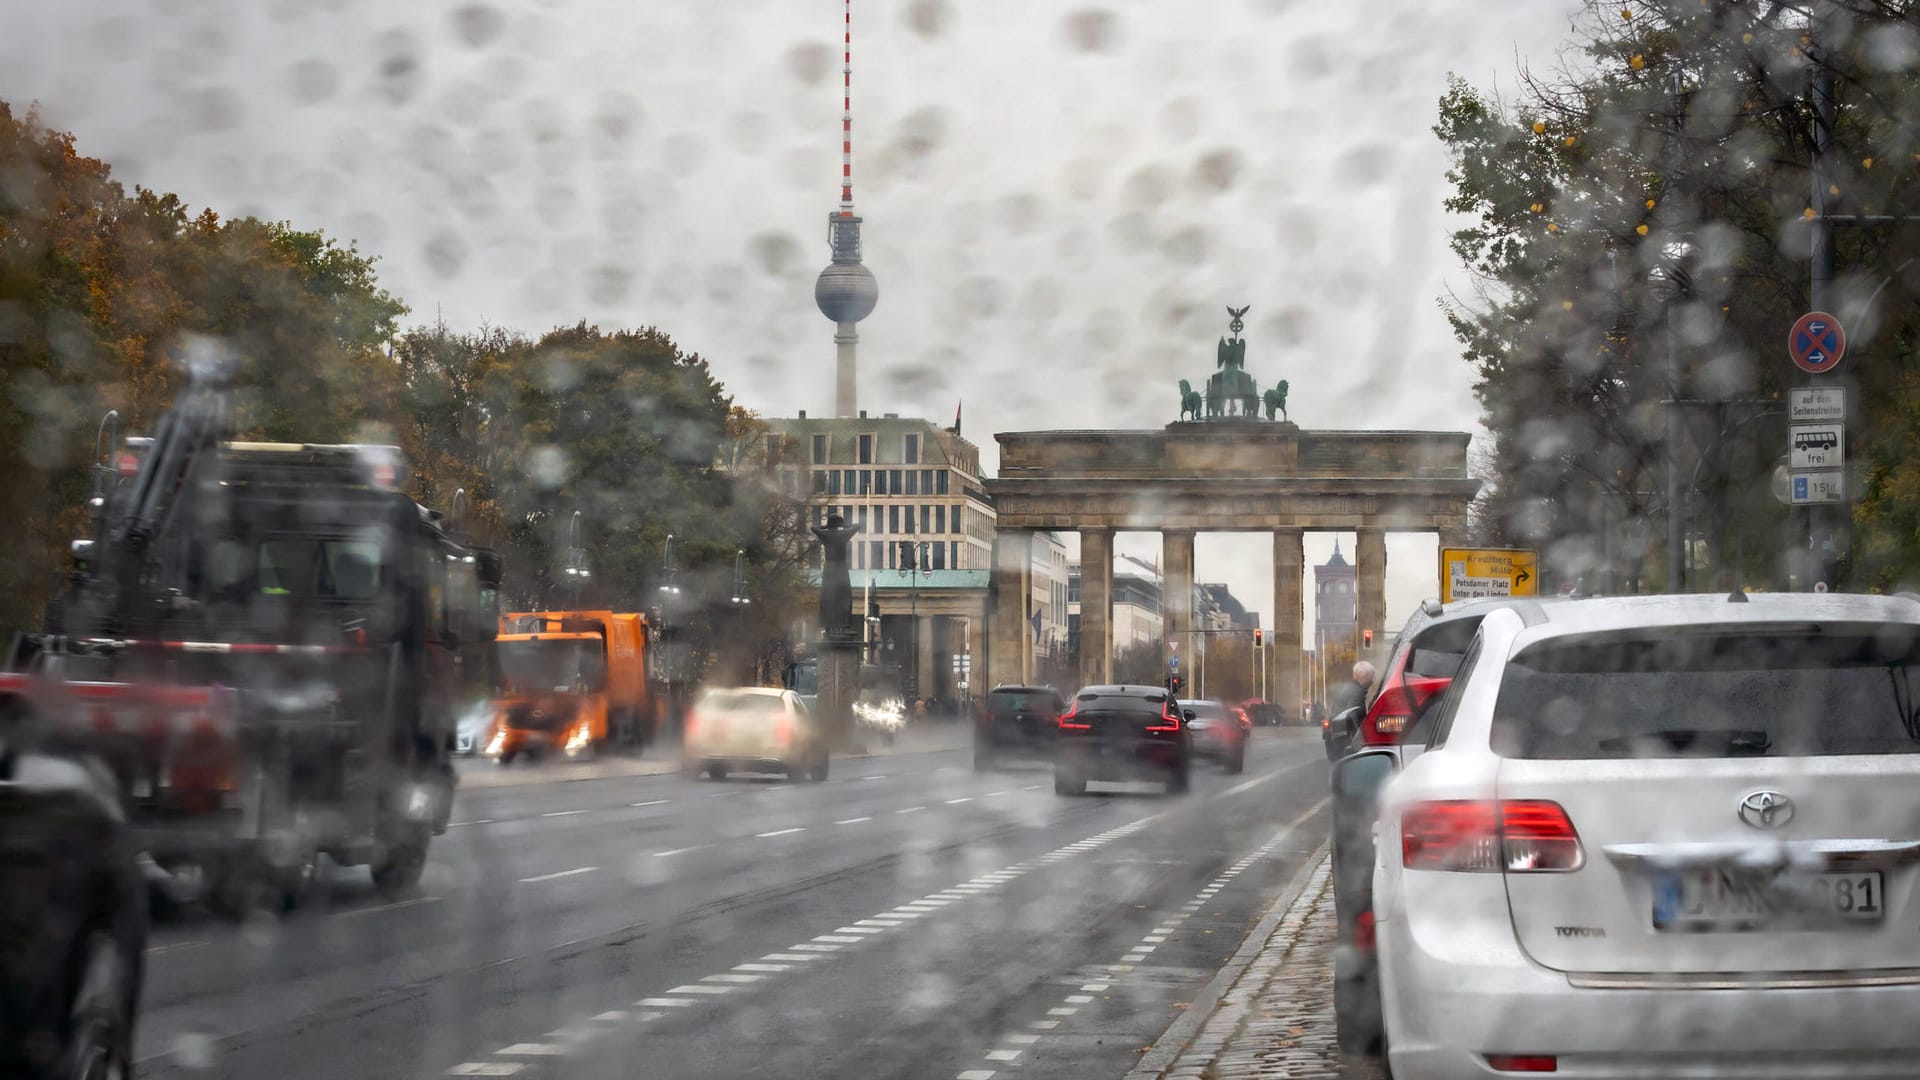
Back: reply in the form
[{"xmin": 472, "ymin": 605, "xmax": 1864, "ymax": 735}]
[{"xmin": 519, "ymin": 867, "xmax": 598, "ymax": 883}]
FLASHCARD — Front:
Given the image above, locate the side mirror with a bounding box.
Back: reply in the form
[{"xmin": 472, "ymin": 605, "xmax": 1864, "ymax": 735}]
[
  {"xmin": 1333, "ymin": 749, "xmax": 1398, "ymax": 801},
  {"xmin": 1182, "ymin": 709, "xmax": 1196, "ymax": 721}
]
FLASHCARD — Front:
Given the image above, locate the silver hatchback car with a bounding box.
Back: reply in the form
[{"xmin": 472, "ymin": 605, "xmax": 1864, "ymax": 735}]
[{"xmin": 1372, "ymin": 592, "xmax": 1920, "ymax": 1079}]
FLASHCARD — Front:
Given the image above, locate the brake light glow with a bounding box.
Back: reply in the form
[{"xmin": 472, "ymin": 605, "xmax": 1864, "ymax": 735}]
[
  {"xmin": 1058, "ymin": 701, "xmax": 1090, "ymax": 731},
  {"xmin": 774, "ymin": 712, "xmax": 793, "ymax": 744},
  {"xmin": 1401, "ymin": 800, "xmax": 1584, "ymax": 873},
  {"xmin": 1145, "ymin": 701, "xmax": 1181, "ymax": 733},
  {"xmin": 1485, "ymin": 1055, "xmax": 1557, "ymax": 1072},
  {"xmin": 1352, "ymin": 909, "xmax": 1376, "ymax": 951}
]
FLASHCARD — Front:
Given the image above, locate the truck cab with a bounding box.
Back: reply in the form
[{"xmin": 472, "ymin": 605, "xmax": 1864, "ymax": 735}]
[{"xmin": 487, "ymin": 611, "xmax": 651, "ymax": 763}]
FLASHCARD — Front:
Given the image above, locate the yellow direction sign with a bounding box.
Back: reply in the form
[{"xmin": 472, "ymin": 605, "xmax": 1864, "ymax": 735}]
[{"xmin": 1439, "ymin": 547, "xmax": 1539, "ymax": 603}]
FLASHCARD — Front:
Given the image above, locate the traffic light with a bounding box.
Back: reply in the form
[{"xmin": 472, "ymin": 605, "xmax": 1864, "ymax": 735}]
[
  {"xmin": 1362, "ymin": 628, "xmax": 1374, "ymax": 648},
  {"xmin": 1254, "ymin": 628, "xmax": 1263, "ymax": 646},
  {"xmin": 1168, "ymin": 673, "xmax": 1183, "ymax": 695}
]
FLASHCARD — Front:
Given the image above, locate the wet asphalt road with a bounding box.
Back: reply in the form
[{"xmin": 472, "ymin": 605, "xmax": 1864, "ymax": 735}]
[{"xmin": 135, "ymin": 728, "xmax": 1331, "ymax": 1080}]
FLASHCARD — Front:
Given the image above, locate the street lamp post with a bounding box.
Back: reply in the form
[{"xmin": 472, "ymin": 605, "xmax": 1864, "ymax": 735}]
[
  {"xmin": 561, "ymin": 510, "xmax": 592, "ymax": 602},
  {"xmin": 730, "ymin": 548, "xmax": 752, "ymax": 683},
  {"xmin": 658, "ymin": 533, "xmax": 680, "ymax": 717}
]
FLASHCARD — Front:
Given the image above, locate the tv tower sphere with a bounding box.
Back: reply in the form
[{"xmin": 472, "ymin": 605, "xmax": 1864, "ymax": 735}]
[{"xmin": 815, "ymin": 256, "xmax": 878, "ymax": 324}]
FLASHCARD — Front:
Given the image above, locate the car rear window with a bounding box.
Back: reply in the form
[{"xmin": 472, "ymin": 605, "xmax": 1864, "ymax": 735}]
[
  {"xmin": 990, "ymin": 690, "xmax": 1054, "ymax": 716},
  {"xmin": 1186, "ymin": 701, "xmax": 1230, "ymax": 718},
  {"xmin": 703, "ymin": 691, "xmax": 785, "ymax": 716},
  {"xmin": 1406, "ymin": 616, "xmax": 1483, "ymax": 678},
  {"xmin": 1074, "ymin": 692, "xmax": 1166, "ymax": 715},
  {"xmin": 1490, "ymin": 624, "xmax": 1920, "ymax": 759}
]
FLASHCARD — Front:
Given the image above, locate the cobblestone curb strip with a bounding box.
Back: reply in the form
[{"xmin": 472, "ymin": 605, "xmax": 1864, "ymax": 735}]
[{"xmin": 1124, "ymin": 844, "xmax": 1329, "ymax": 1080}]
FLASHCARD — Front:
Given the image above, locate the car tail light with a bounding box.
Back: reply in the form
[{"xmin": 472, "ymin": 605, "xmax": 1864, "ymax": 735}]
[
  {"xmin": 1233, "ymin": 706, "xmax": 1250, "ymax": 729},
  {"xmin": 1145, "ymin": 701, "xmax": 1180, "ymax": 733},
  {"xmin": 1485, "ymin": 1055, "xmax": 1557, "ymax": 1072},
  {"xmin": 1401, "ymin": 800, "xmax": 1583, "ymax": 873},
  {"xmin": 1058, "ymin": 701, "xmax": 1090, "ymax": 731},
  {"xmin": 1352, "ymin": 909, "xmax": 1376, "ymax": 951},
  {"xmin": 773, "ymin": 712, "xmax": 792, "ymax": 744},
  {"xmin": 1361, "ymin": 674, "xmax": 1451, "ymax": 745}
]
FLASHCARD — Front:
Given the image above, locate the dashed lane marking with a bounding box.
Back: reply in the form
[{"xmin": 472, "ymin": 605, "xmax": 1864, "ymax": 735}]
[
  {"xmin": 541, "ymin": 810, "xmax": 587, "ymax": 818},
  {"xmin": 702, "ymin": 973, "xmax": 763, "ymax": 984},
  {"xmin": 652, "ymin": 846, "xmax": 703, "ymax": 857},
  {"xmin": 630, "ymin": 799, "xmax": 670, "ymax": 807},
  {"xmin": 635, "ymin": 998, "xmax": 695, "ymax": 1008},
  {"xmin": 666, "ymin": 985, "xmax": 732, "ymax": 995},
  {"xmin": 518, "ymin": 866, "xmax": 598, "ymax": 884},
  {"xmin": 762, "ymin": 953, "xmax": 818, "ymax": 962},
  {"xmin": 334, "ymin": 895, "xmax": 444, "ymax": 919},
  {"xmin": 495, "ymin": 1044, "xmax": 565, "ymax": 1056},
  {"xmin": 835, "ymin": 816, "xmax": 871, "ymax": 824},
  {"xmin": 945, "ymin": 797, "xmax": 973, "ymax": 804},
  {"xmin": 447, "ymin": 819, "xmax": 494, "ymax": 827},
  {"xmin": 985, "ymin": 1049, "xmax": 1022, "ymax": 1062},
  {"xmin": 734, "ymin": 963, "xmax": 790, "ymax": 972},
  {"xmin": 896, "ymin": 805, "xmax": 926, "ymax": 814},
  {"xmin": 447, "ymin": 1065, "xmax": 522, "ymax": 1076},
  {"xmin": 958, "ymin": 1072, "xmax": 997, "ymax": 1080},
  {"xmin": 756, "ymin": 827, "xmax": 805, "ymax": 838},
  {"xmin": 145, "ymin": 940, "xmax": 208, "ymax": 956}
]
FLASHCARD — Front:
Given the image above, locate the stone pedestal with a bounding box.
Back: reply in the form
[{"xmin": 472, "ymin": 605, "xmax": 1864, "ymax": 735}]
[{"xmin": 817, "ymin": 636, "xmax": 865, "ymax": 752}]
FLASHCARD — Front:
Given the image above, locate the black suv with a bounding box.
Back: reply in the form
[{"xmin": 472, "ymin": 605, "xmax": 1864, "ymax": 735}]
[
  {"xmin": 973, "ymin": 685, "xmax": 1066, "ymax": 769},
  {"xmin": 1052, "ymin": 684, "xmax": 1192, "ymax": 796}
]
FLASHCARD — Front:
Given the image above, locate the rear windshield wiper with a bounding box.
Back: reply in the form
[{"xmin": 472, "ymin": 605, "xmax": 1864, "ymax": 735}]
[{"xmin": 1595, "ymin": 728, "xmax": 1772, "ymax": 756}]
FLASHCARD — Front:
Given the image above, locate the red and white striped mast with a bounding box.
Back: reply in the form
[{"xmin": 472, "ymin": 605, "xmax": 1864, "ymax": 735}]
[{"xmin": 814, "ymin": 0, "xmax": 878, "ymax": 418}]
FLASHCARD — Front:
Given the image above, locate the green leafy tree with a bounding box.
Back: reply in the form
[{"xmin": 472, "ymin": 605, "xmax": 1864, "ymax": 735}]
[{"xmin": 1439, "ymin": 1, "xmax": 1920, "ymax": 591}]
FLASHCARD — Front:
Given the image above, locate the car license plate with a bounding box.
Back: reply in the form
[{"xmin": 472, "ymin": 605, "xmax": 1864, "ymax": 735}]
[{"xmin": 1654, "ymin": 868, "xmax": 1885, "ymax": 930}]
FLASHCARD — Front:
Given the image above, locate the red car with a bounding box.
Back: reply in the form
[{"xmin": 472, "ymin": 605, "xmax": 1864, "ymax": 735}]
[
  {"xmin": 1352, "ymin": 600, "xmax": 1489, "ymax": 748},
  {"xmin": 1182, "ymin": 700, "xmax": 1249, "ymax": 773}
]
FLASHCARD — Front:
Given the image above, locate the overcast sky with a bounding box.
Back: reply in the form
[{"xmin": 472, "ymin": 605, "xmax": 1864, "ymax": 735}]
[{"xmin": 4, "ymin": 0, "xmax": 1583, "ymax": 644}]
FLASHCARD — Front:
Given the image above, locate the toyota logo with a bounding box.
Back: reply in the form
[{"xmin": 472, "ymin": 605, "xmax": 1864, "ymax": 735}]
[{"xmin": 1738, "ymin": 790, "xmax": 1795, "ymax": 830}]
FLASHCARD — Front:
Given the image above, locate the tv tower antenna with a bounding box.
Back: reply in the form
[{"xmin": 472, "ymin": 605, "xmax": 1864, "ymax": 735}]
[{"xmin": 814, "ymin": 0, "xmax": 878, "ymax": 418}]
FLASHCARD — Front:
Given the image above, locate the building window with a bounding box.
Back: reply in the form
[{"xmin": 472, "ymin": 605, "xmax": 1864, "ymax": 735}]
[
  {"xmin": 950, "ymin": 541, "xmax": 961, "ymax": 569},
  {"xmin": 904, "ymin": 507, "xmax": 916, "ymax": 534},
  {"xmin": 765, "ymin": 434, "xmax": 782, "ymax": 463},
  {"xmin": 921, "ymin": 505, "xmax": 932, "ymax": 533},
  {"xmin": 921, "ymin": 469, "xmax": 934, "ymax": 493},
  {"xmin": 870, "ymin": 540, "xmax": 883, "ymax": 570},
  {"xmin": 827, "ymin": 470, "xmax": 842, "ymax": 495},
  {"xmin": 931, "ymin": 543, "xmax": 947, "ymax": 570},
  {"xmin": 859, "ymin": 469, "xmax": 872, "ymax": 495},
  {"xmin": 856, "ymin": 542, "xmax": 866, "ymax": 570},
  {"xmin": 855, "ymin": 505, "xmax": 867, "ymax": 532},
  {"xmin": 885, "ymin": 541, "xmax": 896, "ymax": 570},
  {"xmin": 874, "ymin": 470, "xmax": 888, "ymax": 495},
  {"xmin": 903, "ymin": 433, "xmax": 921, "ymax": 464},
  {"xmin": 934, "ymin": 505, "xmax": 946, "ymax": 534},
  {"xmin": 889, "ymin": 505, "xmax": 900, "ymax": 533},
  {"xmin": 905, "ymin": 470, "xmax": 919, "ymax": 495},
  {"xmin": 885, "ymin": 468, "xmax": 899, "ymax": 493},
  {"xmin": 810, "ymin": 470, "xmax": 826, "ymax": 494},
  {"xmin": 951, "ymin": 504, "xmax": 962, "ymax": 533},
  {"xmin": 858, "ymin": 433, "xmax": 874, "ymax": 464},
  {"xmin": 841, "ymin": 468, "xmax": 854, "ymax": 493},
  {"xmin": 811, "ymin": 433, "xmax": 828, "ymax": 465},
  {"xmin": 936, "ymin": 470, "xmax": 950, "ymax": 495}
]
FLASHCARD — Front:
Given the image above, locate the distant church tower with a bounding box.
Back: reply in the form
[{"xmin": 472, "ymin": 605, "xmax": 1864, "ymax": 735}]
[{"xmin": 813, "ymin": 0, "xmax": 878, "ymax": 417}]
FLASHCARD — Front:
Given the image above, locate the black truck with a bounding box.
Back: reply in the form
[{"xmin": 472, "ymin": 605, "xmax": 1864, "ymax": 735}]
[{"xmin": 2, "ymin": 372, "xmax": 501, "ymax": 912}]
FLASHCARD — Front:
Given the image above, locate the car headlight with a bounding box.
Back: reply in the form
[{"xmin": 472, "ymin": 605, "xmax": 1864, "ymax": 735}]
[{"xmin": 566, "ymin": 725, "xmax": 591, "ymax": 752}]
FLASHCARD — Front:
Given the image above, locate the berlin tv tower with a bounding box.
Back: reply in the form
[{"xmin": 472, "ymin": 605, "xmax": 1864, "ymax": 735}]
[{"xmin": 813, "ymin": 0, "xmax": 878, "ymax": 418}]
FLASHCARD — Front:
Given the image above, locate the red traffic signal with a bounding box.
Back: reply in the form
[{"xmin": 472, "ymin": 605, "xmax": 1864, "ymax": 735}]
[
  {"xmin": 1362, "ymin": 629, "xmax": 1374, "ymax": 648},
  {"xmin": 1254, "ymin": 628, "xmax": 1263, "ymax": 646}
]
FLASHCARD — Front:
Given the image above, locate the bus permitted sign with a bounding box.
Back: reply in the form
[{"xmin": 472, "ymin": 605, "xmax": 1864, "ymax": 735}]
[{"xmin": 1440, "ymin": 547, "xmax": 1540, "ymax": 603}]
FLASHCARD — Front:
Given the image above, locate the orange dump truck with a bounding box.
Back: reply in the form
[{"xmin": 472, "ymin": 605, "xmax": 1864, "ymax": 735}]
[{"xmin": 484, "ymin": 611, "xmax": 654, "ymax": 763}]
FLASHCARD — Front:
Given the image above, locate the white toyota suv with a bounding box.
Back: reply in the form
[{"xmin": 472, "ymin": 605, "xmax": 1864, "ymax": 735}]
[{"xmin": 1372, "ymin": 592, "xmax": 1920, "ymax": 1078}]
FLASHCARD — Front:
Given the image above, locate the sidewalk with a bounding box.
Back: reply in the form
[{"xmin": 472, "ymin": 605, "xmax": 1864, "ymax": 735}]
[
  {"xmin": 1129, "ymin": 852, "xmax": 1386, "ymax": 1080},
  {"xmin": 455, "ymin": 721, "xmax": 970, "ymax": 791}
]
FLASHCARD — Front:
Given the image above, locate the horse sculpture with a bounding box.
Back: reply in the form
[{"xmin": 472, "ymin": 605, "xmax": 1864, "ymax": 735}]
[
  {"xmin": 1263, "ymin": 380, "xmax": 1289, "ymax": 422},
  {"xmin": 1178, "ymin": 379, "xmax": 1203, "ymax": 421}
]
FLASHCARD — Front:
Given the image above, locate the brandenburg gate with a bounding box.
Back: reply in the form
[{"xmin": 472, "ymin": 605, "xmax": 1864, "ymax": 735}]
[{"xmin": 981, "ymin": 307, "xmax": 1480, "ymax": 718}]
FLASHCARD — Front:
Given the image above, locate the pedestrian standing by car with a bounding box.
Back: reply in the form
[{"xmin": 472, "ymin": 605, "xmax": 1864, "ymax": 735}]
[{"xmin": 1333, "ymin": 660, "xmax": 1375, "ymax": 748}]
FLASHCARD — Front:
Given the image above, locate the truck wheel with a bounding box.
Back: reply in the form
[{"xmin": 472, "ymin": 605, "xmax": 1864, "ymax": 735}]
[
  {"xmin": 371, "ymin": 838, "xmax": 427, "ymax": 895},
  {"xmin": 808, "ymin": 755, "xmax": 830, "ymax": 783}
]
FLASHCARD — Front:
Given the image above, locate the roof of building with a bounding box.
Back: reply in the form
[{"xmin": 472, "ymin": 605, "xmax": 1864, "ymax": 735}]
[{"xmin": 766, "ymin": 414, "xmax": 979, "ymax": 473}]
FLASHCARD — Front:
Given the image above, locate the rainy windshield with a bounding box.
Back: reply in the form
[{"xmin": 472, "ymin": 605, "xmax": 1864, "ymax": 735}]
[{"xmin": 11, "ymin": 1, "xmax": 1920, "ymax": 1077}]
